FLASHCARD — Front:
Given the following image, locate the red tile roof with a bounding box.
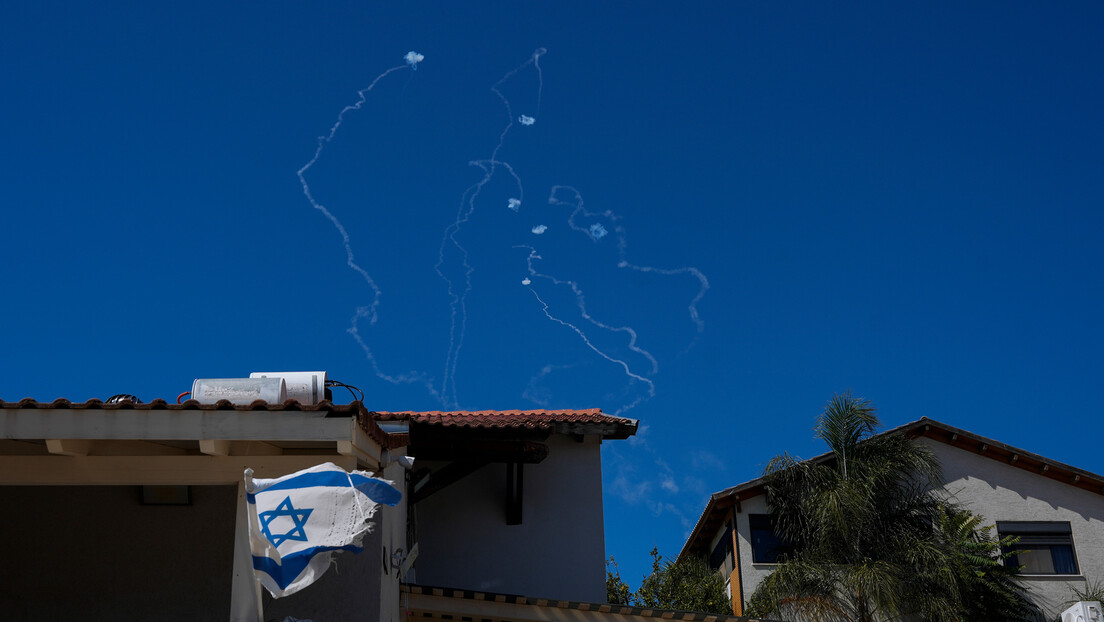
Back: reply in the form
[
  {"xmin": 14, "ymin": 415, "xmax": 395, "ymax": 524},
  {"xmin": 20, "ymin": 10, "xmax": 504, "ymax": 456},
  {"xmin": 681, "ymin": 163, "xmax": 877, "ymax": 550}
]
[{"xmin": 374, "ymin": 409, "xmax": 637, "ymax": 439}]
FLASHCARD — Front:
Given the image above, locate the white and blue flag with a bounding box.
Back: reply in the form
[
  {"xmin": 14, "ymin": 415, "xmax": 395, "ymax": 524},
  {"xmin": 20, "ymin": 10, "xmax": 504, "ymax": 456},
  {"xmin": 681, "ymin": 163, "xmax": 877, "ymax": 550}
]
[{"xmin": 245, "ymin": 462, "xmax": 402, "ymax": 597}]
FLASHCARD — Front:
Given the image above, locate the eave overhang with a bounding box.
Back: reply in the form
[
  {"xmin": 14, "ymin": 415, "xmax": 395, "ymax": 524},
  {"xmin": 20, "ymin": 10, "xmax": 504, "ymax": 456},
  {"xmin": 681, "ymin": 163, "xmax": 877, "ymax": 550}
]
[{"xmin": 0, "ymin": 399, "xmax": 401, "ymax": 485}]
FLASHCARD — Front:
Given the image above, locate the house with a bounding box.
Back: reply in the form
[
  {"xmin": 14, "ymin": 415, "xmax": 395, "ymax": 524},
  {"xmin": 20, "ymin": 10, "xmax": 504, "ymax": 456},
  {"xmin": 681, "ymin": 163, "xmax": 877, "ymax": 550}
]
[
  {"xmin": 678, "ymin": 417, "xmax": 1104, "ymax": 618},
  {"xmin": 371, "ymin": 408, "xmax": 784, "ymax": 622},
  {"xmin": 373, "ymin": 408, "xmax": 637, "ymax": 603},
  {"xmin": 0, "ymin": 395, "xmax": 409, "ymax": 622},
  {"xmin": 6, "ymin": 391, "xmax": 732, "ymax": 622}
]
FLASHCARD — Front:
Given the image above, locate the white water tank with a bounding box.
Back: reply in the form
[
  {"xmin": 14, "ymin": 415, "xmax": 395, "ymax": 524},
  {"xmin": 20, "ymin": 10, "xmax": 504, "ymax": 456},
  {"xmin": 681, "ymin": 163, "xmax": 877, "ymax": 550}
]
[
  {"xmin": 191, "ymin": 377, "xmax": 287, "ymax": 405},
  {"xmin": 1063, "ymin": 602, "xmax": 1102, "ymax": 622},
  {"xmin": 249, "ymin": 371, "xmax": 328, "ymax": 405}
]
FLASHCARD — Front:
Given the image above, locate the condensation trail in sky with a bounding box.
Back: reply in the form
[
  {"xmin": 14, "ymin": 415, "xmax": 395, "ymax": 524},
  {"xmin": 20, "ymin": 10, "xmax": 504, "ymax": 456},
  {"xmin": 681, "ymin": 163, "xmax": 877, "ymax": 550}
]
[
  {"xmin": 515, "ymin": 245, "xmax": 657, "ymax": 415},
  {"xmin": 510, "ymin": 182, "xmax": 712, "ymax": 413},
  {"xmin": 298, "ymin": 47, "xmax": 708, "ymax": 415},
  {"xmin": 296, "ymin": 52, "xmax": 441, "ymax": 403},
  {"xmin": 547, "ymin": 185, "xmax": 711, "ymax": 349},
  {"xmin": 432, "ymin": 48, "xmax": 707, "ymax": 414},
  {"xmin": 433, "ymin": 48, "xmax": 546, "ymax": 407}
]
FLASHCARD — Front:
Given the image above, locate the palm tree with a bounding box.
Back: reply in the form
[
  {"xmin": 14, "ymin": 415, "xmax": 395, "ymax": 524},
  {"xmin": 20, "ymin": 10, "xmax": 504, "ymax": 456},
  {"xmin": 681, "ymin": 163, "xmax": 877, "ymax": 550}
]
[
  {"xmin": 930, "ymin": 507, "xmax": 1039, "ymax": 621},
  {"xmin": 745, "ymin": 393, "xmax": 1035, "ymax": 622}
]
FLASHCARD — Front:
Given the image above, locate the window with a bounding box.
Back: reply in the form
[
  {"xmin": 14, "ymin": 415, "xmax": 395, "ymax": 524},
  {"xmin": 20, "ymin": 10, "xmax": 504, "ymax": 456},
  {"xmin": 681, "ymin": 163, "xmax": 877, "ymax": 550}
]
[
  {"xmin": 997, "ymin": 521, "xmax": 1080, "ymax": 575},
  {"xmin": 749, "ymin": 514, "xmax": 792, "ymax": 564},
  {"xmin": 709, "ymin": 525, "xmax": 734, "ymax": 574}
]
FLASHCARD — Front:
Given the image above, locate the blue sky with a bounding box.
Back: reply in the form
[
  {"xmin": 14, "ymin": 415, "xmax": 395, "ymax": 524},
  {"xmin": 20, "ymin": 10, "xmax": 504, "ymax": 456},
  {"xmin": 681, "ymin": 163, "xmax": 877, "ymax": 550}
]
[{"xmin": 3, "ymin": 1, "xmax": 1103, "ymax": 587}]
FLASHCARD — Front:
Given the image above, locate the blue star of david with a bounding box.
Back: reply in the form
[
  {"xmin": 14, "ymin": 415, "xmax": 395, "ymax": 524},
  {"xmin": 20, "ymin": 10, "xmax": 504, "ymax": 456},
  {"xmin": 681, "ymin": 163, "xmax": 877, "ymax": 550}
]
[{"xmin": 259, "ymin": 496, "xmax": 313, "ymax": 548}]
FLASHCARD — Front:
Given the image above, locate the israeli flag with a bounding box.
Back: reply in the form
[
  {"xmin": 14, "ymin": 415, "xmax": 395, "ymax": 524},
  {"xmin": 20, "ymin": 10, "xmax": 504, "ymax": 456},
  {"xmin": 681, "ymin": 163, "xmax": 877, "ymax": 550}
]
[{"xmin": 245, "ymin": 462, "xmax": 402, "ymax": 597}]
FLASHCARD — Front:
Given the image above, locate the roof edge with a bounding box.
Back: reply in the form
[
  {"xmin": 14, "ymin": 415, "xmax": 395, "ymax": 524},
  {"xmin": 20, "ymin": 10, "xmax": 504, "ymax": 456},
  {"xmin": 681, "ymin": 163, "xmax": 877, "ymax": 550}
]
[{"xmin": 679, "ymin": 416, "xmax": 1104, "ymax": 561}]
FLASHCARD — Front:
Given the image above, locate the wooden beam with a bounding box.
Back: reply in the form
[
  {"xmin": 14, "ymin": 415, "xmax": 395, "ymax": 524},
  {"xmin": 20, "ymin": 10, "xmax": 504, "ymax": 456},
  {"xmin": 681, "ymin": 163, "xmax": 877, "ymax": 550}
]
[
  {"xmin": 506, "ymin": 462, "xmax": 524, "ymax": 525},
  {"xmin": 0, "ymin": 454, "xmax": 357, "ymax": 485},
  {"xmin": 45, "ymin": 439, "xmax": 93, "ymax": 456},
  {"xmin": 200, "ymin": 439, "xmax": 232, "ymax": 456}
]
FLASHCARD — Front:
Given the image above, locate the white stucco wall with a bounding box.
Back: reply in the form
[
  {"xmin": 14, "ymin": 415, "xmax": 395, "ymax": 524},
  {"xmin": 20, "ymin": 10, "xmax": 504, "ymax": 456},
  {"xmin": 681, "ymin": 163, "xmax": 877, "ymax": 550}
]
[
  {"xmin": 731, "ymin": 494, "xmax": 772, "ymax": 605},
  {"xmin": 922, "ymin": 438, "xmax": 1104, "ymax": 617},
  {"xmin": 379, "ymin": 459, "xmax": 411, "ymax": 622},
  {"xmin": 413, "ymin": 434, "xmax": 606, "ymax": 602}
]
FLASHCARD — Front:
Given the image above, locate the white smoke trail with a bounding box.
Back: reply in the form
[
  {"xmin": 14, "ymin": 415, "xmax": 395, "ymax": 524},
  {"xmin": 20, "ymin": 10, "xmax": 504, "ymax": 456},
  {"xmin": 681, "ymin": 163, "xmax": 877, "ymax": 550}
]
[
  {"xmin": 516, "ymin": 245, "xmax": 657, "ymax": 416},
  {"xmin": 548, "ymin": 185, "xmax": 710, "ymax": 345},
  {"xmin": 433, "ymin": 49, "xmax": 546, "ymax": 406},
  {"xmin": 297, "ymin": 54, "xmax": 442, "ymax": 400}
]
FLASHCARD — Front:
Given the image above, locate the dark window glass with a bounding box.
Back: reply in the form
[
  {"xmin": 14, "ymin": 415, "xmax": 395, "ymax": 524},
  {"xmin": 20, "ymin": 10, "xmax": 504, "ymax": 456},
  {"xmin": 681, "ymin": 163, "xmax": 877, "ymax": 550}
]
[
  {"xmin": 997, "ymin": 521, "xmax": 1080, "ymax": 575},
  {"xmin": 709, "ymin": 525, "xmax": 733, "ymax": 571},
  {"xmin": 749, "ymin": 514, "xmax": 792, "ymax": 564}
]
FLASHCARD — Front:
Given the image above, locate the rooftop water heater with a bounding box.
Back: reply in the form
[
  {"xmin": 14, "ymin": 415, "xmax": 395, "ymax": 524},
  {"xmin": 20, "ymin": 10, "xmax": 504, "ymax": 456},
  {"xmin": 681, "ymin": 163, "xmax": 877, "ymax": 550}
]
[
  {"xmin": 191, "ymin": 377, "xmax": 287, "ymax": 405},
  {"xmin": 250, "ymin": 371, "xmax": 328, "ymax": 405}
]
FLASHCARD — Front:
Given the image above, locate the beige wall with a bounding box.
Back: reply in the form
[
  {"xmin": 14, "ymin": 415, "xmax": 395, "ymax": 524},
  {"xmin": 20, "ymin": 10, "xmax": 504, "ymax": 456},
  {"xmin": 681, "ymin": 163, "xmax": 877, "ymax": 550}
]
[
  {"xmin": 413, "ymin": 434, "xmax": 607, "ymax": 602},
  {"xmin": 721, "ymin": 440, "xmax": 1104, "ymax": 617},
  {"xmin": 923, "ymin": 438, "xmax": 1104, "ymax": 617}
]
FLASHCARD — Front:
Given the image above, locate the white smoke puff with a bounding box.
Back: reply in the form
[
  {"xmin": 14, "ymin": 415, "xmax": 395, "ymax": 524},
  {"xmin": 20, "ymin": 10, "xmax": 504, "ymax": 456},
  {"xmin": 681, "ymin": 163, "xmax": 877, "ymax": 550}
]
[
  {"xmin": 507, "ymin": 198, "xmax": 521, "ymax": 211},
  {"xmin": 589, "ymin": 223, "xmax": 608, "ymax": 240},
  {"xmin": 404, "ymin": 51, "xmax": 425, "ymax": 69},
  {"xmin": 531, "ymin": 225, "xmax": 548, "ymax": 234},
  {"xmin": 521, "ymin": 278, "xmax": 532, "ymax": 285},
  {"xmin": 519, "ymin": 115, "xmax": 535, "ymax": 126}
]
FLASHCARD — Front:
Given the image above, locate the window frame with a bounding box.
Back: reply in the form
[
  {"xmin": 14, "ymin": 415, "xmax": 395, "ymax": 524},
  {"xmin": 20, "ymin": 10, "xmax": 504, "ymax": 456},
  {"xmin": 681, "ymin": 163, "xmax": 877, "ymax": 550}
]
[{"xmin": 996, "ymin": 520, "xmax": 1081, "ymax": 576}]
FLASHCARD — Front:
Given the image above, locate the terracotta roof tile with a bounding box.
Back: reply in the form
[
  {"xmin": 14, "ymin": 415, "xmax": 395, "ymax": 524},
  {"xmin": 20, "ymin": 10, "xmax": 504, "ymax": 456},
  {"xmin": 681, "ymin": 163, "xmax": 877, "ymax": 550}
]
[{"xmin": 373, "ymin": 409, "xmax": 637, "ymax": 438}]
